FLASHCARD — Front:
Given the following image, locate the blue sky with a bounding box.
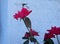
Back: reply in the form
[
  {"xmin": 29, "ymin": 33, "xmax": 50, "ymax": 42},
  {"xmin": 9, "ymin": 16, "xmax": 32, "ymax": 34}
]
[{"xmin": 1, "ymin": 0, "xmax": 60, "ymax": 44}]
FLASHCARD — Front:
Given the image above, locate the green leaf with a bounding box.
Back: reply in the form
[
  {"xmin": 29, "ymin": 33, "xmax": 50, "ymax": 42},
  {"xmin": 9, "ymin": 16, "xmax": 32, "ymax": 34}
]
[
  {"xmin": 22, "ymin": 37, "xmax": 29, "ymax": 39},
  {"xmin": 30, "ymin": 37, "xmax": 39, "ymax": 44},
  {"xmin": 44, "ymin": 38, "xmax": 54, "ymax": 44},
  {"xmin": 23, "ymin": 17, "xmax": 31, "ymax": 29},
  {"xmin": 23, "ymin": 40, "xmax": 29, "ymax": 44}
]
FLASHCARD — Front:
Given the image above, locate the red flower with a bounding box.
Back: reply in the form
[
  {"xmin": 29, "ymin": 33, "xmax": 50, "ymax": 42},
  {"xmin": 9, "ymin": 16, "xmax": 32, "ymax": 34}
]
[
  {"xmin": 44, "ymin": 33, "xmax": 55, "ymax": 40},
  {"xmin": 24, "ymin": 29, "xmax": 39, "ymax": 38},
  {"xmin": 47, "ymin": 26, "xmax": 60, "ymax": 35},
  {"xmin": 30, "ymin": 29, "xmax": 39, "ymax": 36},
  {"xmin": 14, "ymin": 8, "xmax": 32, "ymax": 20},
  {"xmin": 44, "ymin": 26, "xmax": 60, "ymax": 40}
]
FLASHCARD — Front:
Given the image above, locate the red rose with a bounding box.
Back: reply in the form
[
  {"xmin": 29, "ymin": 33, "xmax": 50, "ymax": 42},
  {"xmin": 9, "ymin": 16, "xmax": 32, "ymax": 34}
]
[
  {"xmin": 30, "ymin": 29, "xmax": 39, "ymax": 36},
  {"xmin": 47, "ymin": 26, "xmax": 60, "ymax": 35},
  {"xmin": 24, "ymin": 29, "xmax": 39, "ymax": 38},
  {"xmin": 44, "ymin": 33, "xmax": 55, "ymax": 40},
  {"xmin": 14, "ymin": 8, "xmax": 32, "ymax": 20}
]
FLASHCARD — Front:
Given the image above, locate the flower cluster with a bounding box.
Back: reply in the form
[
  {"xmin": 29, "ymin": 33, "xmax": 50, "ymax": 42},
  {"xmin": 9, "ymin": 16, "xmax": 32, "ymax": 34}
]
[
  {"xmin": 13, "ymin": 3, "xmax": 60, "ymax": 44},
  {"xmin": 13, "ymin": 5, "xmax": 39, "ymax": 44}
]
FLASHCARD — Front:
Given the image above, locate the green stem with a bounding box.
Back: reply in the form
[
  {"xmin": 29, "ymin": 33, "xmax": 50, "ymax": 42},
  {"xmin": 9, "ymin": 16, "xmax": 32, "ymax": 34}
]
[{"xmin": 56, "ymin": 35, "xmax": 60, "ymax": 44}]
